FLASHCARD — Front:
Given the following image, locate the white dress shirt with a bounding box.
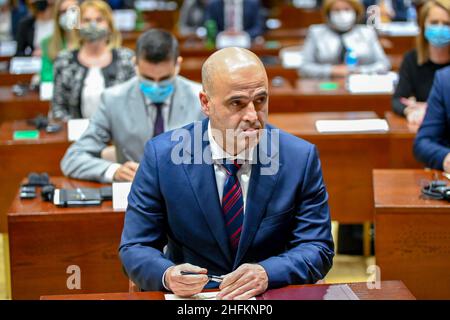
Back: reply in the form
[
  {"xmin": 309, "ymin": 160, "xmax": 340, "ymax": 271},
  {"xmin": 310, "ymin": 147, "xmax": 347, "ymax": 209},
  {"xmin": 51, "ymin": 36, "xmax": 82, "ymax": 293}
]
[
  {"xmin": 81, "ymin": 67, "xmax": 105, "ymax": 119},
  {"xmin": 208, "ymin": 121, "xmax": 253, "ymax": 212}
]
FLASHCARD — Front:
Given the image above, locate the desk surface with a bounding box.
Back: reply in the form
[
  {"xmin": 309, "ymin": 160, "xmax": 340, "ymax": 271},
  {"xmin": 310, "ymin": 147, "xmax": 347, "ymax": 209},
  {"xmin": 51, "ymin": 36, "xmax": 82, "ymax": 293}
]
[
  {"xmin": 374, "ymin": 169, "xmax": 450, "ymax": 299},
  {"xmin": 40, "ymin": 281, "xmax": 415, "ymax": 300},
  {"xmin": 373, "ymin": 169, "xmax": 450, "ymax": 211}
]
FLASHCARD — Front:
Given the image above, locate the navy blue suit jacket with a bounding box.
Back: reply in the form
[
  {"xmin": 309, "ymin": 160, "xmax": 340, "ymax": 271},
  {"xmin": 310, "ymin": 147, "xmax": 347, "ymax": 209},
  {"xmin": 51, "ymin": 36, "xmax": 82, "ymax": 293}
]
[
  {"xmin": 204, "ymin": 0, "xmax": 264, "ymax": 38},
  {"xmin": 119, "ymin": 119, "xmax": 334, "ymax": 291},
  {"xmin": 414, "ymin": 66, "xmax": 450, "ymax": 170}
]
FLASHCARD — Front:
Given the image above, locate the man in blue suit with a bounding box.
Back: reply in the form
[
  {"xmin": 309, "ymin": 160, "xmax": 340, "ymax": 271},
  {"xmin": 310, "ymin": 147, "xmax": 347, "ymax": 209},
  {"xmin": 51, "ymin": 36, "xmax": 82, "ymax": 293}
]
[
  {"xmin": 119, "ymin": 47, "xmax": 334, "ymax": 300},
  {"xmin": 414, "ymin": 66, "xmax": 450, "ymax": 173},
  {"xmin": 204, "ymin": 0, "xmax": 265, "ymax": 38}
]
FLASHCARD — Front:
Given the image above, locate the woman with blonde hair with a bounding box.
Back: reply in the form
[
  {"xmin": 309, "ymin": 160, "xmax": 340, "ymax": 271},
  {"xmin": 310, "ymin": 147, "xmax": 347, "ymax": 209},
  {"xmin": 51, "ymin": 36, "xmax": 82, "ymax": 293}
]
[
  {"xmin": 40, "ymin": 0, "xmax": 77, "ymax": 82},
  {"xmin": 51, "ymin": 0, "xmax": 135, "ymax": 120},
  {"xmin": 392, "ymin": 0, "xmax": 450, "ymax": 126},
  {"xmin": 299, "ymin": 0, "xmax": 391, "ymax": 78}
]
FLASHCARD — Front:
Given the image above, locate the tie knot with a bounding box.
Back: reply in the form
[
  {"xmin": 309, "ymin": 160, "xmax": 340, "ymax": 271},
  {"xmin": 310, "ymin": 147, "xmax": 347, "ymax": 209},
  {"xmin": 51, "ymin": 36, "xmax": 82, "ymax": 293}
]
[
  {"xmin": 222, "ymin": 160, "xmax": 242, "ymax": 176},
  {"xmin": 153, "ymin": 102, "xmax": 164, "ymax": 109}
]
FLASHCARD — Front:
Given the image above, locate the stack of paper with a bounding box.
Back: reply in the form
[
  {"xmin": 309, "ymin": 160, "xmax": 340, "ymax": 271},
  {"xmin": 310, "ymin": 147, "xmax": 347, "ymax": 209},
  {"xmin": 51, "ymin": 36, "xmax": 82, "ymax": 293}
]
[
  {"xmin": 347, "ymin": 73, "xmax": 397, "ymax": 94},
  {"xmin": 67, "ymin": 119, "xmax": 90, "ymax": 141},
  {"xmin": 315, "ymin": 119, "xmax": 389, "ymax": 133},
  {"xmin": 9, "ymin": 57, "xmax": 41, "ymax": 74},
  {"xmin": 377, "ymin": 22, "xmax": 419, "ymax": 36}
]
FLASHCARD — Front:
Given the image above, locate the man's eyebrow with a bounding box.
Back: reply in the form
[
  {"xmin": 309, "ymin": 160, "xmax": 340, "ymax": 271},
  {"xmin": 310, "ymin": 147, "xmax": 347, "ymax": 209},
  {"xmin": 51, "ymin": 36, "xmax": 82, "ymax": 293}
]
[{"xmin": 225, "ymin": 95, "xmax": 249, "ymax": 102}]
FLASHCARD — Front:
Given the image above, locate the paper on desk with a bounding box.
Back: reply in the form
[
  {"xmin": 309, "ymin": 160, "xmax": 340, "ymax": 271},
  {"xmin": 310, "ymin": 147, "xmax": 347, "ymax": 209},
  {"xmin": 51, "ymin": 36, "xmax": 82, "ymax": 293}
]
[
  {"xmin": 0, "ymin": 41, "xmax": 17, "ymax": 57},
  {"xmin": 376, "ymin": 22, "xmax": 419, "ymax": 36},
  {"xmin": 280, "ymin": 50, "xmax": 303, "ymax": 69},
  {"xmin": 347, "ymin": 73, "xmax": 397, "ymax": 94},
  {"xmin": 112, "ymin": 182, "xmax": 132, "ymax": 210},
  {"xmin": 216, "ymin": 32, "xmax": 251, "ymax": 49},
  {"xmin": 113, "ymin": 9, "xmax": 136, "ymax": 31},
  {"xmin": 165, "ymin": 292, "xmax": 256, "ymax": 300},
  {"xmin": 67, "ymin": 119, "xmax": 90, "ymax": 141},
  {"xmin": 9, "ymin": 57, "xmax": 41, "ymax": 74},
  {"xmin": 315, "ymin": 119, "xmax": 389, "ymax": 133},
  {"xmin": 40, "ymin": 82, "xmax": 53, "ymax": 101}
]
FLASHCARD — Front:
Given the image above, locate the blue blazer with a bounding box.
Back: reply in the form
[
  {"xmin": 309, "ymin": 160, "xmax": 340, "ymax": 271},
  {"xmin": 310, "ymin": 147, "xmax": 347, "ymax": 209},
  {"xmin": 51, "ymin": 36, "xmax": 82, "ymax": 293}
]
[
  {"xmin": 119, "ymin": 119, "xmax": 334, "ymax": 291},
  {"xmin": 414, "ymin": 66, "xmax": 450, "ymax": 170},
  {"xmin": 204, "ymin": 0, "xmax": 264, "ymax": 38}
]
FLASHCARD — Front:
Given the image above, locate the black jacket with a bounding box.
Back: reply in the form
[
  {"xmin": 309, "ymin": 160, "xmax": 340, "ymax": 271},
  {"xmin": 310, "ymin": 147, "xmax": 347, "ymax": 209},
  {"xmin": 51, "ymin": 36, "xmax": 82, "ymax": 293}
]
[{"xmin": 15, "ymin": 15, "xmax": 35, "ymax": 56}]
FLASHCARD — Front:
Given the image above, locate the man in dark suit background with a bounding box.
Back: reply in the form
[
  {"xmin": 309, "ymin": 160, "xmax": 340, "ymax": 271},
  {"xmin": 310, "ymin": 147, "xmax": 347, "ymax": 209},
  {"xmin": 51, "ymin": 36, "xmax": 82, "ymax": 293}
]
[
  {"xmin": 119, "ymin": 47, "xmax": 334, "ymax": 300},
  {"xmin": 204, "ymin": 0, "xmax": 265, "ymax": 38}
]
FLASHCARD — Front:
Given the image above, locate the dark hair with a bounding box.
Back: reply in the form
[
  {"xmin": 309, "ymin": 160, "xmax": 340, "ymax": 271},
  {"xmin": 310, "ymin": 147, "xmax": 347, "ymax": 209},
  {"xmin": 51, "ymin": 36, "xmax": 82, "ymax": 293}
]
[{"xmin": 136, "ymin": 29, "xmax": 179, "ymax": 63}]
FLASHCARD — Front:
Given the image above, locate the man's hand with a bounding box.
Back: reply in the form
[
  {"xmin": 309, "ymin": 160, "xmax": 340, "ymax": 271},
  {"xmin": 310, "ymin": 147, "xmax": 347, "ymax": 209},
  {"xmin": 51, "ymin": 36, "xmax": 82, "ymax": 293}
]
[
  {"xmin": 331, "ymin": 65, "xmax": 349, "ymax": 78},
  {"xmin": 443, "ymin": 153, "xmax": 450, "ymax": 173},
  {"xmin": 113, "ymin": 161, "xmax": 139, "ymax": 182},
  {"xmin": 216, "ymin": 264, "xmax": 268, "ymax": 300},
  {"xmin": 164, "ymin": 263, "xmax": 209, "ymax": 297}
]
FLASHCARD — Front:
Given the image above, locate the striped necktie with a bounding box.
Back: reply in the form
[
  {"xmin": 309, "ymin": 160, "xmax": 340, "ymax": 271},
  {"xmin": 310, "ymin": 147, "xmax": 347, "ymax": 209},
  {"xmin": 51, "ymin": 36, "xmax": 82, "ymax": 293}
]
[{"xmin": 221, "ymin": 160, "xmax": 244, "ymax": 256}]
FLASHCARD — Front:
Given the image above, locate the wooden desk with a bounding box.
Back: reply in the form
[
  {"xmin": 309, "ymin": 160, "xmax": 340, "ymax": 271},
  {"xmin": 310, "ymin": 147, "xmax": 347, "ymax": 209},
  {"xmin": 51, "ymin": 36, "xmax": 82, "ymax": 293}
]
[
  {"xmin": 374, "ymin": 169, "xmax": 450, "ymax": 299},
  {"xmin": 40, "ymin": 281, "xmax": 415, "ymax": 300},
  {"xmin": 269, "ymin": 111, "xmax": 420, "ymax": 223},
  {"xmin": 0, "ymin": 86, "xmax": 49, "ymax": 122},
  {"xmin": 0, "ymin": 120, "xmax": 69, "ymax": 232},
  {"xmin": 8, "ymin": 177, "xmax": 128, "ymax": 300}
]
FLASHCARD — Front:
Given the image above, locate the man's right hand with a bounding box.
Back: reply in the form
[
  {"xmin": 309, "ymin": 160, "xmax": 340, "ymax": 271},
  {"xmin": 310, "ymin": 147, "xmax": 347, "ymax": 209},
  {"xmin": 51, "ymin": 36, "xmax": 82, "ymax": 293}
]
[
  {"xmin": 113, "ymin": 161, "xmax": 139, "ymax": 182},
  {"xmin": 164, "ymin": 263, "xmax": 209, "ymax": 297}
]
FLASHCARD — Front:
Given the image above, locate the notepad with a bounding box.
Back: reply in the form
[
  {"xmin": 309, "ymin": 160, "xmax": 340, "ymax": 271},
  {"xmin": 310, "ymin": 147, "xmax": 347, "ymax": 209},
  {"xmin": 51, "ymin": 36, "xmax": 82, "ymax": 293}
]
[
  {"xmin": 112, "ymin": 182, "xmax": 132, "ymax": 210},
  {"xmin": 67, "ymin": 119, "xmax": 89, "ymax": 141},
  {"xmin": 315, "ymin": 119, "xmax": 389, "ymax": 133},
  {"xmin": 280, "ymin": 50, "xmax": 303, "ymax": 69},
  {"xmin": 165, "ymin": 292, "xmax": 256, "ymax": 300},
  {"xmin": 13, "ymin": 130, "xmax": 40, "ymax": 140},
  {"xmin": 40, "ymin": 82, "xmax": 53, "ymax": 101},
  {"xmin": 347, "ymin": 73, "xmax": 397, "ymax": 94},
  {"xmin": 9, "ymin": 57, "xmax": 42, "ymax": 74},
  {"xmin": 113, "ymin": 9, "xmax": 137, "ymax": 31}
]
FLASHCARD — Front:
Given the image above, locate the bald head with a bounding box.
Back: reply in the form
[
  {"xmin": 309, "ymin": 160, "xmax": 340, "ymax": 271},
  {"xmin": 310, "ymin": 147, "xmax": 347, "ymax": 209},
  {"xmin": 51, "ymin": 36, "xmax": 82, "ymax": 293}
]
[{"xmin": 201, "ymin": 47, "xmax": 267, "ymax": 95}]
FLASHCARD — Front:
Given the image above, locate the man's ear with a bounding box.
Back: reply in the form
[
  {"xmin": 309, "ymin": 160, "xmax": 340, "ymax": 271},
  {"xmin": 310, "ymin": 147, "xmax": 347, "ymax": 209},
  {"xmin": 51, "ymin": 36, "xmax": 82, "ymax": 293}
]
[{"xmin": 199, "ymin": 90, "xmax": 210, "ymax": 116}]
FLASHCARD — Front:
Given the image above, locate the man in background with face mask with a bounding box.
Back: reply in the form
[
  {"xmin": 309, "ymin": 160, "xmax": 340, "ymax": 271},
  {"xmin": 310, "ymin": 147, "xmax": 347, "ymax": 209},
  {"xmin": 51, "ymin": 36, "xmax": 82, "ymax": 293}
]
[
  {"xmin": 299, "ymin": 0, "xmax": 391, "ymax": 78},
  {"xmin": 60, "ymin": 29, "xmax": 204, "ymax": 182}
]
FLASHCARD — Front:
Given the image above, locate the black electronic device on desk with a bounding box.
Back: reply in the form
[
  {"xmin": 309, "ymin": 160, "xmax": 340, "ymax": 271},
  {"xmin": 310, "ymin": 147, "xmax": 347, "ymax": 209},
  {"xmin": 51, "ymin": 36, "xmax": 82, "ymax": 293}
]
[{"xmin": 53, "ymin": 187, "xmax": 112, "ymax": 207}]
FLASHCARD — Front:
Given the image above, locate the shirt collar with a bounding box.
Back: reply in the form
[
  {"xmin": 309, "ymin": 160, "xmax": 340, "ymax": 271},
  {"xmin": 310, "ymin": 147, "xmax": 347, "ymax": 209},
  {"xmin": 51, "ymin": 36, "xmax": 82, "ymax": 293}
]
[{"xmin": 207, "ymin": 121, "xmax": 255, "ymax": 162}]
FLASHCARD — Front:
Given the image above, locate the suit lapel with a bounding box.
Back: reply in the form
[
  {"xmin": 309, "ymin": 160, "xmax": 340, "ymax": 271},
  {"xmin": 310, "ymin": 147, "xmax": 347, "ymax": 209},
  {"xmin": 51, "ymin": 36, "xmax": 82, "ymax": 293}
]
[
  {"xmin": 234, "ymin": 127, "xmax": 282, "ymax": 268},
  {"xmin": 182, "ymin": 119, "xmax": 233, "ymax": 267}
]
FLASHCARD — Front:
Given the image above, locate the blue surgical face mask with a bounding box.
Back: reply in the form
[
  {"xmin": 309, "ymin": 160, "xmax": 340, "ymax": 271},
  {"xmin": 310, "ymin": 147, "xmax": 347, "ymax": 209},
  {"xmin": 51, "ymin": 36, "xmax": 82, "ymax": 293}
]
[
  {"xmin": 139, "ymin": 77, "xmax": 175, "ymax": 103},
  {"xmin": 425, "ymin": 24, "xmax": 450, "ymax": 48}
]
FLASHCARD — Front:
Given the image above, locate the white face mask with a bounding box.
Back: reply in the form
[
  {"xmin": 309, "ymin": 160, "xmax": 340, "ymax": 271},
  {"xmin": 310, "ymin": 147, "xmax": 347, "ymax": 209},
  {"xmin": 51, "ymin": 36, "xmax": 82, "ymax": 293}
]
[
  {"xmin": 330, "ymin": 10, "xmax": 356, "ymax": 32},
  {"xmin": 59, "ymin": 13, "xmax": 70, "ymax": 31}
]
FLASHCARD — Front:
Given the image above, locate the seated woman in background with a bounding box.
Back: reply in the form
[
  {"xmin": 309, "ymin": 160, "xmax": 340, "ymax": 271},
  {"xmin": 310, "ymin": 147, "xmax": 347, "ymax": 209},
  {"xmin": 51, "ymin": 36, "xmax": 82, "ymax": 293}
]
[
  {"xmin": 0, "ymin": 0, "xmax": 28, "ymax": 41},
  {"xmin": 51, "ymin": 0, "xmax": 135, "ymax": 120},
  {"xmin": 40, "ymin": 0, "xmax": 78, "ymax": 83},
  {"xmin": 15, "ymin": 0, "xmax": 54, "ymax": 56},
  {"xmin": 392, "ymin": 0, "xmax": 450, "ymax": 126},
  {"xmin": 300, "ymin": 0, "xmax": 391, "ymax": 78}
]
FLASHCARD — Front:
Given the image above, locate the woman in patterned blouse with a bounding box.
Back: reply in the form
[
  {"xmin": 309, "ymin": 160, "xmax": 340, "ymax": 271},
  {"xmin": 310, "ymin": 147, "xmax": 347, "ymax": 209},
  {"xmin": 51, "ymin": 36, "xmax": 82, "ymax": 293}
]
[{"xmin": 50, "ymin": 0, "xmax": 135, "ymax": 120}]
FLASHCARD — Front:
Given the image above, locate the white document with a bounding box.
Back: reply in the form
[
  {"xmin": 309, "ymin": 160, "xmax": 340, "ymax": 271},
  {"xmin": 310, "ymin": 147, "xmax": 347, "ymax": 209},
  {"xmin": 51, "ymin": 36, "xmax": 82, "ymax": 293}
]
[
  {"xmin": 39, "ymin": 82, "xmax": 53, "ymax": 101},
  {"xmin": 377, "ymin": 22, "xmax": 419, "ymax": 36},
  {"xmin": 216, "ymin": 31, "xmax": 251, "ymax": 49},
  {"xmin": 347, "ymin": 73, "xmax": 397, "ymax": 94},
  {"xmin": 113, "ymin": 10, "xmax": 137, "ymax": 31},
  {"xmin": 67, "ymin": 119, "xmax": 90, "ymax": 141},
  {"xmin": 315, "ymin": 119, "xmax": 389, "ymax": 133},
  {"xmin": 165, "ymin": 292, "xmax": 256, "ymax": 300},
  {"xmin": 323, "ymin": 284, "xmax": 360, "ymax": 300},
  {"xmin": 112, "ymin": 182, "xmax": 132, "ymax": 210},
  {"xmin": 9, "ymin": 57, "xmax": 42, "ymax": 74},
  {"xmin": 0, "ymin": 40, "xmax": 17, "ymax": 57},
  {"xmin": 281, "ymin": 50, "xmax": 303, "ymax": 69}
]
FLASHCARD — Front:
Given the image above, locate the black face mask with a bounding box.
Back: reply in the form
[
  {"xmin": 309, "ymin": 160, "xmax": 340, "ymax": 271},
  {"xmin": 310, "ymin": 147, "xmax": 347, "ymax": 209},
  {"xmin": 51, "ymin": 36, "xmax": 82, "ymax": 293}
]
[{"xmin": 33, "ymin": 0, "xmax": 49, "ymax": 12}]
